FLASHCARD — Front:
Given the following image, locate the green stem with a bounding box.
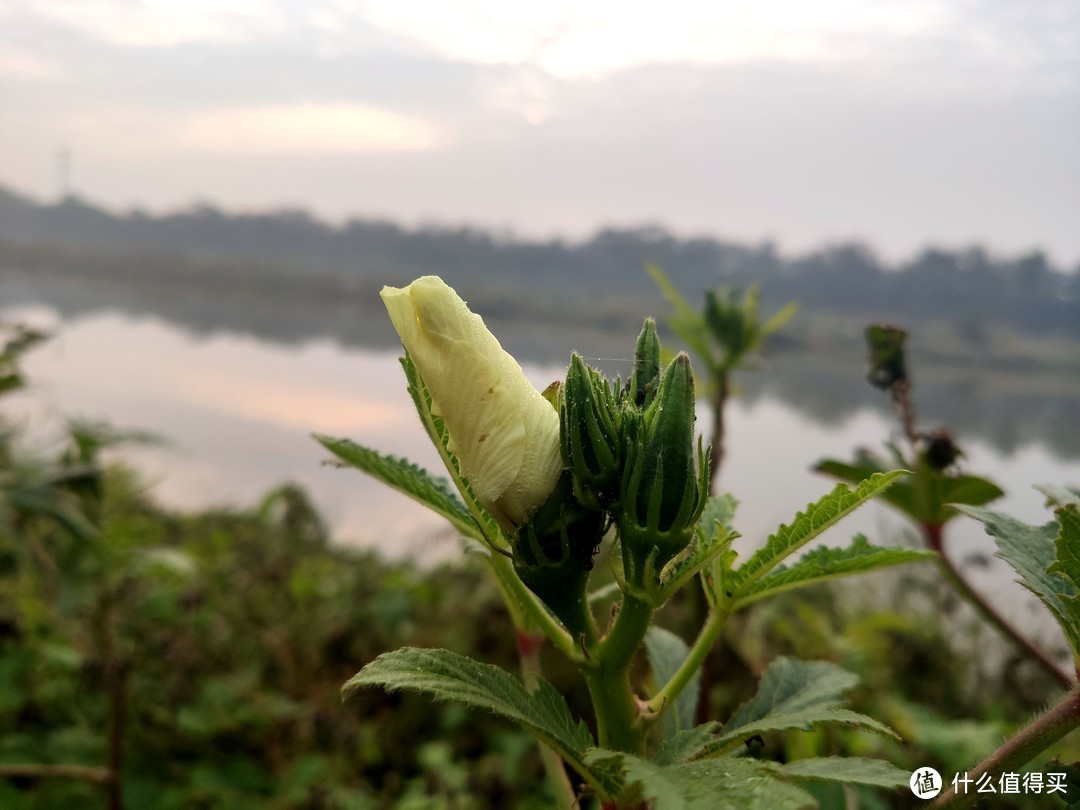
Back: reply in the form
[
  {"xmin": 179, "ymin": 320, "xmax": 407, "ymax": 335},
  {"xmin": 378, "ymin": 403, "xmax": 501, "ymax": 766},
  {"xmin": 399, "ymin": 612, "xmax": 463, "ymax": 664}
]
[
  {"xmin": 484, "ymin": 553, "xmax": 583, "ymax": 664},
  {"xmin": 695, "ymin": 374, "xmax": 728, "ymax": 723},
  {"xmin": 584, "ymin": 595, "xmax": 654, "ymax": 753},
  {"xmin": 600, "ymin": 594, "xmax": 653, "ymax": 673},
  {"xmin": 584, "ymin": 666, "xmax": 642, "ymax": 754},
  {"xmin": 932, "ymin": 685, "xmax": 1080, "ymax": 808},
  {"xmin": 708, "ymin": 376, "xmax": 728, "ymax": 489},
  {"xmin": 925, "ymin": 524, "xmax": 1072, "ymax": 689},
  {"xmin": 647, "ymin": 603, "xmax": 730, "ymax": 715}
]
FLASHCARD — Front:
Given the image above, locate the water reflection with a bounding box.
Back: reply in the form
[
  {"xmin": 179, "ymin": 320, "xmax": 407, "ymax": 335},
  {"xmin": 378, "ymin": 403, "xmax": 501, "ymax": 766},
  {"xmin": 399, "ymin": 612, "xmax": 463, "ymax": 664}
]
[{"xmin": 4, "ymin": 270, "xmax": 1078, "ymax": 461}]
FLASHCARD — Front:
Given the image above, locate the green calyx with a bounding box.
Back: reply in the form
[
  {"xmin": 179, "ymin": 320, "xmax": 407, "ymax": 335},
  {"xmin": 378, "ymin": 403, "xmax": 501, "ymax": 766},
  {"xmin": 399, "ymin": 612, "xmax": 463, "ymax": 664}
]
[
  {"xmin": 618, "ymin": 354, "xmax": 709, "ymax": 582},
  {"xmin": 561, "ymin": 353, "xmax": 623, "ymax": 503},
  {"xmin": 529, "ymin": 331, "xmax": 709, "ymax": 615}
]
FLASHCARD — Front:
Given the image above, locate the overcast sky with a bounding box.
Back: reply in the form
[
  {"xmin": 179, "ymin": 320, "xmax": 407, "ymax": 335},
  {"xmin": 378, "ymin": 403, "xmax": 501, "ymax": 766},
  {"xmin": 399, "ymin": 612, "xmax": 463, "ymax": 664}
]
[{"xmin": 1, "ymin": 0, "xmax": 1078, "ymax": 263}]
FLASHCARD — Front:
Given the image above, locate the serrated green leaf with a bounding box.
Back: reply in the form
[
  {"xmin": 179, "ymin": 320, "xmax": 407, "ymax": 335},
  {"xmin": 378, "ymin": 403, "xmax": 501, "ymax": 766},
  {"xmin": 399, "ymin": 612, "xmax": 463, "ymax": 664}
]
[
  {"xmin": 779, "ymin": 757, "xmax": 910, "ymax": 789},
  {"xmin": 658, "ymin": 495, "xmax": 740, "ymax": 600},
  {"xmin": 345, "ymin": 648, "xmax": 594, "ymax": 780},
  {"xmin": 732, "ymin": 535, "xmax": 935, "ymax": 609},
  {"xmin": 315, "ymin": 436, "xmax": 480, "ymax": 540},
  {"xmin": 725, "ymin": 658, "xmax": 853, "ymax": 727},
  {"xmin": 706, "ymin": 657, "xmax": 897, "ymax": 756},
  {"xmin": 817, "ymin": 454, "xmax": 1001, "ymax": 526},
  {"xmin": 732, "ymin": 471, "xmax": 906, "ymax": 596},
  {"xmin": 942, "ymin": 475, "xmax": 1005, "ymax": 509},
  {"xmin": 715, "ymin": 708, "xmax": 898, "ymax": 753},
  {"xmin": 813, "ymin": 457, "xmax": 882, "ymax": 488},
  {"xmin": 645, "ymin": 628, "xmax": 700, "ymax": 740},
  {"xmin": 653, "ymin": 724, "xmax": 722, "ymax": 766},
  {"xmin": 1049, "ymin": 505, "xmax": 1080, "ymax": 656},
  {"xmin": 584, "ymin": 749, "xmax": 814, "ymax": 810},
  {"xmin": 1037, "ymin": 485, "xmax": 1080, "ymax": 509},
  {"xmin": 959, "ymin": 505, "xmax": 1080, "ymax": 658}
]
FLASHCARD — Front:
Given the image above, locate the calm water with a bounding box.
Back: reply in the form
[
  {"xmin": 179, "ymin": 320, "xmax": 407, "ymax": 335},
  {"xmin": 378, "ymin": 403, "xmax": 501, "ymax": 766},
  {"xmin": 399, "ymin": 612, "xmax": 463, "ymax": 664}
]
[{"xmin": 3, "ymin": 302, "xmax": 1079, "ymax": 650}]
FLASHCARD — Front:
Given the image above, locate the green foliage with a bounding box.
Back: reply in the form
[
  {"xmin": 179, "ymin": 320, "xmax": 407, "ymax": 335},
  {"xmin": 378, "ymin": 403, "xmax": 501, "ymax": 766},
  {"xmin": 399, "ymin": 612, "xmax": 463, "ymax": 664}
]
[
  {"xmin": 816, "ymin": 451, "xmax": 1003, "ymax": 528},
  {"xmin": 345, "ymin": 647, "xmax": 595, "ymax": 782},
  {"xmin": 0, "ymin": 325, "xmax": 100, "ymax": 541},
  {"xmin": 778, "ymin": 757, "xmax": 910, "ymax": 790},
  {"xmin": 584, "ymin": 750, "xmax": 816, "ymax": 809},
  {"xmin": 647, "ymin": 264, "xmax": 797, "ymax": 380},
  {"xmin": 661, "ymin": 657, "xmax": 898, "ymax": 762},
  {"xmin": 729, "ymin": 471, "xmax": 907, "ymax": 597},
  {"xmin": 961, "ymin": 500, "xmax": 1080, "ymax": 662},
  {"xmin": 733, "ymin": 535, "xmax": 935, "ymax": 609},
  {"xmin": 644, "ymin": 627, "xmax": 700, "ymax": 740},
  {"xmin": 0, "ymin": 323, "xmax": 47, "ymax": 398},
  {"xmin": 0, "ymin": 471, "xmax": 553, "ymax": 807},
  {"xmin": 315, "ymin": 435, "xmax": 480, "ymax": 541}
]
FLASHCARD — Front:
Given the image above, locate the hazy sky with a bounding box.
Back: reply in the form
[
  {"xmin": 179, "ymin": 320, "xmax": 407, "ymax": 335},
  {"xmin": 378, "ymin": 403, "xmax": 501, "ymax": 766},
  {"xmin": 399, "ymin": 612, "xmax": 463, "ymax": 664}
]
[{"xmin": 2, "ymin": 0, "xmax": 1078, "ymax": 263}]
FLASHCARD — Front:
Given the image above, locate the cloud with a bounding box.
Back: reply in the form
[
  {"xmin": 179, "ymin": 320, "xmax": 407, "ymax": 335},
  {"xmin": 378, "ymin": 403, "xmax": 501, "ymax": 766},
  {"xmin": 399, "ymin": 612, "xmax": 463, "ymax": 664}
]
[
  {"xmin": 0, "ymin": 45, "xmax": 62, "ymax": 80},
  {"xmin": 0, "ymin": 0, "xmax": 1077, "ymax": 261},
  {"xmin": 6, "ymin": 0, "xmax": 287, "ymax": 47},
  {"xmin": 179, "ymin": 103, "xmax": 444, "ymax": 154}
]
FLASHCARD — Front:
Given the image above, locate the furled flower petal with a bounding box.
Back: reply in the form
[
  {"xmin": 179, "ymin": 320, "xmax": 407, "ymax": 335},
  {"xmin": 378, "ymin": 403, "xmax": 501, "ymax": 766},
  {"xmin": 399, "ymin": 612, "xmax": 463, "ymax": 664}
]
[{"xmin": 381, "ymin": 276, "xmax": 563, "ymax": 529}]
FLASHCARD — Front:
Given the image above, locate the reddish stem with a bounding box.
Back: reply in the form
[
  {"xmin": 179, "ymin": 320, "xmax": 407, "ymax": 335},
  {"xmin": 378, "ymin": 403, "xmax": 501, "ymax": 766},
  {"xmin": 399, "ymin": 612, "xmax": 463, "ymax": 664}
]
[{"xmin": 925, "ymin": 523, "xmax": 1071, "ymax": 690}]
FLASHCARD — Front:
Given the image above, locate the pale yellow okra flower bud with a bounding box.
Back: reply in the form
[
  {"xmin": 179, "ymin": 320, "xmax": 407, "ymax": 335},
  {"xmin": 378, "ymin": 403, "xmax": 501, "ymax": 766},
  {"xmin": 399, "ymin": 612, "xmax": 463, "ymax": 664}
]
[{"xmin": 380, "ymin": 276, "xmax": 563, "ymax": 531}]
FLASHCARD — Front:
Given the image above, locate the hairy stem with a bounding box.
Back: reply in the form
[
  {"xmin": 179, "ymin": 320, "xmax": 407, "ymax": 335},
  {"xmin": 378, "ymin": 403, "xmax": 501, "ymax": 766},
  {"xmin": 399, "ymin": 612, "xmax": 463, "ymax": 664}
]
[
  {"xmin": 932, "ymin": 686, "xmax": 1080, "ymax": 808},
  {"xmin": 891, "ymin": 377, "xmax": 919, "ymax": 448},
  {"xmin": 582, "ymin": 595, "xmax": 654, "ymax": 753},
  {"xmin": 695, "ymin": 377, "xmax": 729, "ymax": 723},
  {"xmin": 708, "ymin": 378, "xmax": 729, "ymax": 488},
  {"xmin": 925, "ymin": 523, "xmax": 1072, "ymax": 689}
]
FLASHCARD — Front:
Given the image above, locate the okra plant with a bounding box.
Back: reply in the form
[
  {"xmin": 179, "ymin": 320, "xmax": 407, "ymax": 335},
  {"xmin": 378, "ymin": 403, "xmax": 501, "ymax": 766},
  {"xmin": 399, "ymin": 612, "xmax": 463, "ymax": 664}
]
[
  {"xmin": 816, "ymin": 325, "xmax": 1071, "ymax": 688},
  {"xmin": 318, "ymin": 277, "xmax": 935, "ymax": 808}
]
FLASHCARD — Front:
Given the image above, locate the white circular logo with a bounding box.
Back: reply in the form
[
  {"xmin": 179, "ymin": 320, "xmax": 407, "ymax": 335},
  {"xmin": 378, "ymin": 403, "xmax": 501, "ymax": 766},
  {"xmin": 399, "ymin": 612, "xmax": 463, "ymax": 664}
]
[{"xmin": 910, "ymin": 767, "xmax": 943, "ymax": 799}]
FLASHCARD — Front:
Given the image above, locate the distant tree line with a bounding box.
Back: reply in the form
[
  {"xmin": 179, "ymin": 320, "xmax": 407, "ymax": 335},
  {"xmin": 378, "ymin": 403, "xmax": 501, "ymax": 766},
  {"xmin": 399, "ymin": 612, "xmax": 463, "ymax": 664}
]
[{"xmin": 1, "ymin": 185, "xmax": 1077, "ymax": 338}]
